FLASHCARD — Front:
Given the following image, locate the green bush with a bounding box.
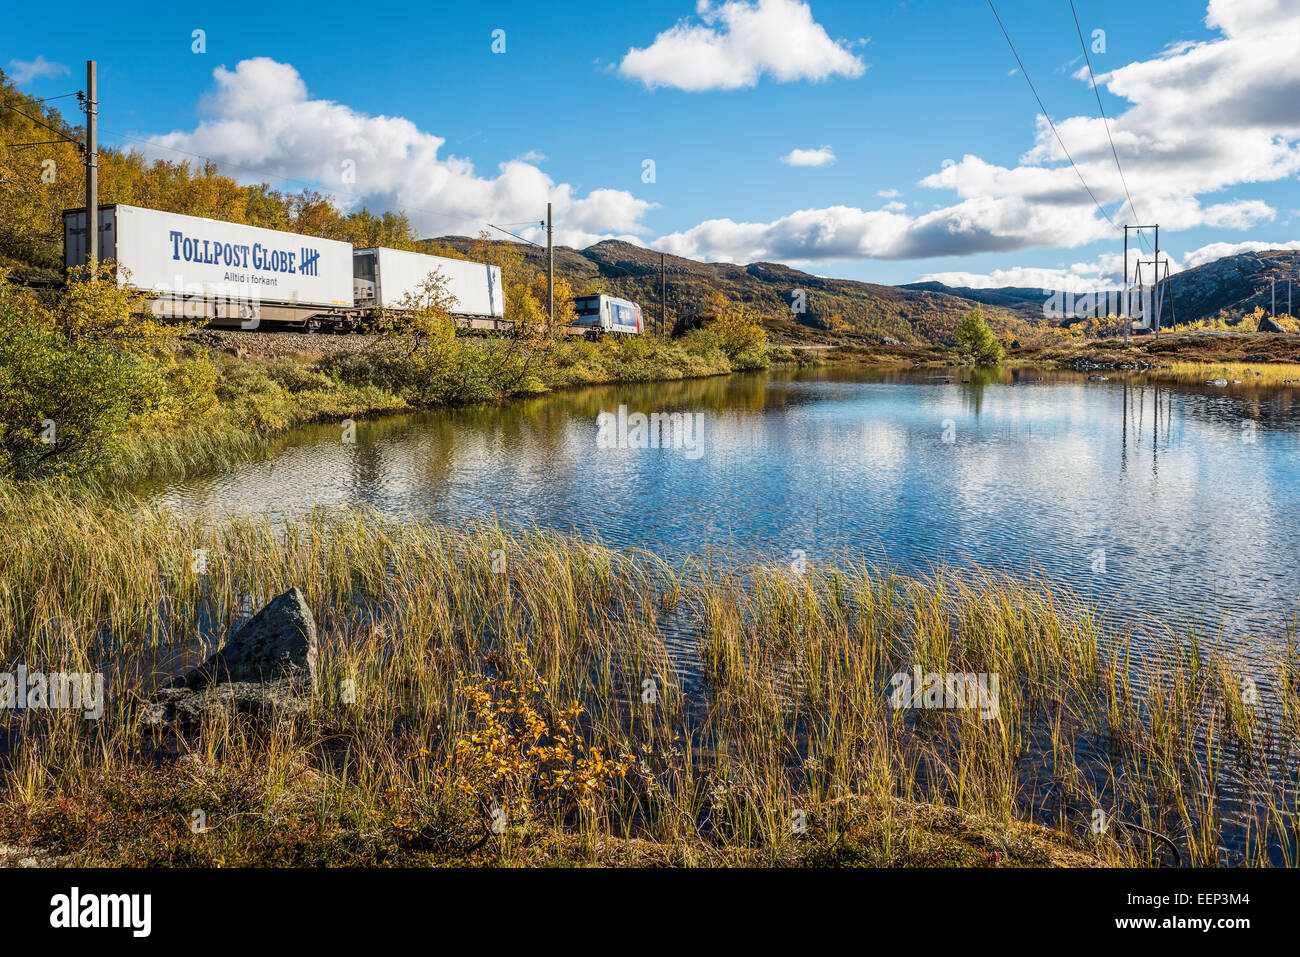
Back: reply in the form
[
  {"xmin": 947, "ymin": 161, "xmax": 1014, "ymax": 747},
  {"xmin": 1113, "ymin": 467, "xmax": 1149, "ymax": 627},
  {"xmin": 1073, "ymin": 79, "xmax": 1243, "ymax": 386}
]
[
  {"xmin": 953, "ymin": 308, "xmax": 1005, "ymax": 366},
  {"xmin": 0, "ymin": 302, "xmax": 164, "ymax": 480}
]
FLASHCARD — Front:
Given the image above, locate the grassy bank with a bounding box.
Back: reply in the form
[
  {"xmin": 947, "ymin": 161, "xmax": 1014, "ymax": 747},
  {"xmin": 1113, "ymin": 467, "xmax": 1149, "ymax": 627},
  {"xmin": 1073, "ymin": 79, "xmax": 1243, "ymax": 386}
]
[
  {"xmin": 2, "ymin": 489, "xmax": 1297, "ymax": 866},
  {"xmin": 2, "ymin": 266, "xmax": 793, "ymax": 487},
  {"xmin": 98, "ymin": 332, "xmax": 796, "ymax": 487}
]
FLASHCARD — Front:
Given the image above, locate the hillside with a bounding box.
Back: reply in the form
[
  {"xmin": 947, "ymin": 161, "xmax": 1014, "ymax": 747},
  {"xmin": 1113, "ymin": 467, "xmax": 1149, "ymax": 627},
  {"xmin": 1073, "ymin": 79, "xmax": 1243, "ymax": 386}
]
[
  {"xmin": 5, "ymin": 67, "xmax": 1295, "ymax": 347},
  {"xmin": 907, "ymin": 249, "xmax": 1300, "ymax": 328},
  {"xmin": 437, "ymin": 236, "xmax": 1038, "ymax": 346}
]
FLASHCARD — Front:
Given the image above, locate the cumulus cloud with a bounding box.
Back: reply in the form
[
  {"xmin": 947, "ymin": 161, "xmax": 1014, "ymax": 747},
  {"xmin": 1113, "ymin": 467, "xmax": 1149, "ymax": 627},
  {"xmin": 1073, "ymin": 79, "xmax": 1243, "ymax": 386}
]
[
  {"xmin": 780, "ymin": 145, "xmax": 835, "ymax": 167},
  {"xmin": 922, "ymin": 254, "xmax": 1128, "ymax": 293},
  {"xmin": 876, "ymin": 188, "xmax": 901, "ymax": 199},
  {"xmin": 1180, "ymin": 239, "xmax": 1300, "ymax": 269},
  {"xmin": 146, "ymin": 58, "xmax": 655, "ymax": 247},
  {"xmin": 618, "ymin": 0, "xmax": 865, "ymax": 92},
  {"xmin": 658, "ymin": 0, "xmax": 1300, "ymax": 264},
  {"xmin": 6, "ymin": 55, "xmax": 69, "ymax": 85}
]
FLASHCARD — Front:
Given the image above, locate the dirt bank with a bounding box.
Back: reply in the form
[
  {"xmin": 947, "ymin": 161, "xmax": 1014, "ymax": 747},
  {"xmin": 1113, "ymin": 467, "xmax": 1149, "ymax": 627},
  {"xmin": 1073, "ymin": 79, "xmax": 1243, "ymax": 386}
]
[{"xmin": 185, "ymin": 328, "xmax": 380, "ymax": 361}]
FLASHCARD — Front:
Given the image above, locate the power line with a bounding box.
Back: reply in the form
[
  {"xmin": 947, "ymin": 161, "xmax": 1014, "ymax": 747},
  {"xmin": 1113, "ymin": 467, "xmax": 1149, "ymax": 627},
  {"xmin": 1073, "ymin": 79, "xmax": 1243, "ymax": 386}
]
[
  {"xmin": 5, "ymin": 102, "xmax": 550, "ymax": 252},
  {"xmin": 1068, "ymin": 0, "xmax": 1149, "ymax": 253},
  {"xmin": 487, "ymin": 223, "xmax": 544, "ymax": 247},
  {"xmin": 97, "ymin": 127, "xmax": 512, "ymax": 236},
  {"xmin": 986, "ymin": 0, "xmax": 1121, "ymax": 233},
  {"xmin": 0, "ymin": 102, "xmax": 82, "ymax": 149},
  {"xmin": 1, "ymin": 139, "xmax": 71, "ymax": 149}
]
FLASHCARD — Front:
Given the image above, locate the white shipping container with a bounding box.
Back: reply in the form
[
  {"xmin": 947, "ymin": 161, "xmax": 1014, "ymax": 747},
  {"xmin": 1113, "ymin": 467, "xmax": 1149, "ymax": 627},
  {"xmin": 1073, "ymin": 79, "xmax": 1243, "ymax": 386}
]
[
  {"xmin": 64, "ymin": 205, "xmax": 354, "ymax": 309},
  {"xmin": 354, "ymin": 247, "xmax": 504, "ymax": 318}
]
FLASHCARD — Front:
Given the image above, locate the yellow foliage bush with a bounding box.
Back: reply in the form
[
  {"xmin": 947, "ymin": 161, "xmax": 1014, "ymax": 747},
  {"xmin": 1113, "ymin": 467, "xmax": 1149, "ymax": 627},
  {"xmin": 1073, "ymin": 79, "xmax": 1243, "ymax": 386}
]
[{"xmin": 439, "ymin": 644, "xmax": 631, "ymax": 828}]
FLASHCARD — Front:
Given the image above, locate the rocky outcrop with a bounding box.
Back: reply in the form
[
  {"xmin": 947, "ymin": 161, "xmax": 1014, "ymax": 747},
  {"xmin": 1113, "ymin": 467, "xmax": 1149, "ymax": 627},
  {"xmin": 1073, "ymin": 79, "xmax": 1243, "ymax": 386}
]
[
  {"xmin": 1257, "ymin": 315, "xmax": 1287, "ymax": 333},
  {"xmin": 147, "ymin": 587, "xmax": 317, "ymax": 728},
  {"xmin": 1069, "ymin": 356, "xmax": 1153, "ymax": 372}
]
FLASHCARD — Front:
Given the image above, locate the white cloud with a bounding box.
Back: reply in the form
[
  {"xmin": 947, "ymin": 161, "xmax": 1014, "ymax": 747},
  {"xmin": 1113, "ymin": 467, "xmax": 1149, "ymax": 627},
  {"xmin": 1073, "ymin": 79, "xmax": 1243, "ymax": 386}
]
[
  {"xmin": 658, "ymin": 0, "xmax": 1300, "ymax": 264},
  {"xmin": 876, "ymin": 188, "xmax": 901, "ymax": 198},
  {"xmin": 780, "ymin": 145, "xmax": 835, "ymax": 167},
  {"xmin": 1180, "ymin": 239, "xmax": 1300, "ymax": 269},
  {"xmin": 144, "ymin": 59, "xmax": 655, "ymax": 247},
  {"xmin": 7, "ymin": 55, "xmax": 69, "ymax": 85},
  {"xmin": 618, "ymin": 0, "xmax": 866, "ymax": 92},
  {"xmin": 922, "ymin": 256, "xmax": 1126, "ymax": 293},
  {"xmin": 922, "ymin": 237, "xmax": 1300, "ymax": 290}
]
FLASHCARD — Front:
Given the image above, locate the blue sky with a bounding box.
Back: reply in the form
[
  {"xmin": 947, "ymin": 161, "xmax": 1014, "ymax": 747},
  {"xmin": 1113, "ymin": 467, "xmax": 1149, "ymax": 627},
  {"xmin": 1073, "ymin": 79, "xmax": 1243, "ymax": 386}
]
[{"xmin": 5, "ymin": 0, "xmax": 1299, "ymax": 288}]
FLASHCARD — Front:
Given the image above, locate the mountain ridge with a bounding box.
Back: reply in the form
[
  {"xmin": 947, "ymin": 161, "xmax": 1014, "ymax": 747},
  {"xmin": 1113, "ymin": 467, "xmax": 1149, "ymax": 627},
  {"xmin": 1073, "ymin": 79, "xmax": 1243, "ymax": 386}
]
[{"xmin": 436, "ymin": 235, "xmax": 1300, "ymax": 343}]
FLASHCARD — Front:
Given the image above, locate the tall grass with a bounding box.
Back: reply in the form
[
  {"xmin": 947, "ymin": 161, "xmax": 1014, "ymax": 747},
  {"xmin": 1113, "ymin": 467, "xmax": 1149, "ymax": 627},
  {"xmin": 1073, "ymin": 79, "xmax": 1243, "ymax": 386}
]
[
  {"xmin": 1158, "ymin": 361, "xmax": 1300, "ymax": 386},
  {"xmin": 2, "ymin": 488, "xmax": 1297, "ymax": 866}
]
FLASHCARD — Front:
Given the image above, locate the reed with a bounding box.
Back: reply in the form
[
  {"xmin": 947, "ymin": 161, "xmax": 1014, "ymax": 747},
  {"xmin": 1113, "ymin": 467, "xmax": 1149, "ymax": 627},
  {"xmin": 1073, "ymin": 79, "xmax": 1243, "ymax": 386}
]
[{"xmin": 1, "ymin": 488, "xmax": 1296, "ymax": 866}]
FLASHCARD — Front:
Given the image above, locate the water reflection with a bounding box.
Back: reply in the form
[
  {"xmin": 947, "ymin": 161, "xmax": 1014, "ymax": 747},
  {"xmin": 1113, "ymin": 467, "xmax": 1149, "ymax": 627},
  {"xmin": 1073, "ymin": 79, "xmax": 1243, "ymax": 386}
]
[{"xmin": 142, "ymin": 366, "xmax": 1300, "ymax": 649}]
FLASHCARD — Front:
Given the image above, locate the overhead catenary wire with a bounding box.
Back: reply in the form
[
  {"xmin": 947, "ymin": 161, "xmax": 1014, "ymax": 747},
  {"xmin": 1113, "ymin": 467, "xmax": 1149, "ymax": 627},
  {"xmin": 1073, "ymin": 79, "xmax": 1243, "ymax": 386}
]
[
  {"xmin": 1068, "ymin": 0, "xmax": 1149, "ymax": 254},
  {"xmin": 986, "ymin": 0, "xmax": 1122, "ymax": 234},
  {"xmin": 486, "ymin": 223, "xmax": 544, "ymax": 247},
  {"xmin": 0, "ymin": 101, "xmax": 82, "ymax": 149},
  {"xmin": 96, "ymin": 127, "xmax": 531, "ymax": 240},
  {"xmin": 7, "ymin": 88, "xmax": 555, "ymax": 259},
  {"xmin": 1, "ymin": 139, "xmax": 71, "ymax": 149}
]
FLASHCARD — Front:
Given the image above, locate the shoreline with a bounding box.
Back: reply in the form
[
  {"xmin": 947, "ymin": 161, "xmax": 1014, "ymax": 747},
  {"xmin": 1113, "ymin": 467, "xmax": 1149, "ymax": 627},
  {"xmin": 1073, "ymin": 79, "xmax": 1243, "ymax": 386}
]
[
  {"xmin": 7, "ymin": 495, "xmax": 1264, "ymax": 868},
  {"xmin": 98, "ymin": 327, "xmax": 1300, "ymax": 492}
]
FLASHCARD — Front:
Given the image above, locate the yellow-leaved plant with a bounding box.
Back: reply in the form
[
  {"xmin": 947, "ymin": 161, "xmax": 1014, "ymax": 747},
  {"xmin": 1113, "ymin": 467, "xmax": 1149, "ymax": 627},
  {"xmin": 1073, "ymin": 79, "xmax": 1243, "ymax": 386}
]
[{"xmin": 439, "ymin": 644, "xmax": 631, "ymax": 833}]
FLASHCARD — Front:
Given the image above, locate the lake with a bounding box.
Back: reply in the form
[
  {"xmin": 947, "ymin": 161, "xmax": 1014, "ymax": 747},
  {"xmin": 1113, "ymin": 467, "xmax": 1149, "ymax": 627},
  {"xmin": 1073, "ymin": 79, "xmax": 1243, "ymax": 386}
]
[{"xmin": 141, "ymin": 365, "xmax": 1300, "ymax": 654}]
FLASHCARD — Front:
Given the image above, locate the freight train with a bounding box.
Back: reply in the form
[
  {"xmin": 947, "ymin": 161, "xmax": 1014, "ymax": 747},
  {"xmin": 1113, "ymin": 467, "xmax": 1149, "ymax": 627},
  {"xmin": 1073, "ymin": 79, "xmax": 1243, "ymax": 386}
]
[{"xmin": 62, "ymin": 204, "xmax": 641, "ymax": 337}]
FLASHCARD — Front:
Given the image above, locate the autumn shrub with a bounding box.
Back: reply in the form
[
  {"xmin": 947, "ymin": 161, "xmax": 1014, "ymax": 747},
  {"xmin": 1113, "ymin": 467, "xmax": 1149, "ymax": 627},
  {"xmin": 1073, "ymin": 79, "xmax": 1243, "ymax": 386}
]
[
  {"xmin": 0, "ymin": 266, "xmax": 203, "ymax": 481},
  {"xmin": 439, "ymin": 644, "xmax": 632, "ymax": 831},
  {"xmin": 685, "ymin": 295, "xmax": 770, "ymax": 370}
]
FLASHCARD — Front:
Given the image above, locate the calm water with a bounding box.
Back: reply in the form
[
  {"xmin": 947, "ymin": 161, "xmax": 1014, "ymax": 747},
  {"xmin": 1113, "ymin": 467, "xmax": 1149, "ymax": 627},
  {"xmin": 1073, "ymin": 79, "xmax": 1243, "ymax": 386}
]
[{"xmin": 143, "ymin": 366, "xmax": 1300, "ymax": 649}]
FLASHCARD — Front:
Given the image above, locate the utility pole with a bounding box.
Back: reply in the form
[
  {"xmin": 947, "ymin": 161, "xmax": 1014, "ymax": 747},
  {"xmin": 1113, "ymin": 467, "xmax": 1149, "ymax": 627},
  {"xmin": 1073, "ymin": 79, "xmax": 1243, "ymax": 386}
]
[
  {"xmin": 546, "ymin": 202, "xmax": 553, "ymax": 326},
  {"xmin": 1271, "ymin": 278, "xmax": 1276, "ymax": 317},
  {"xmin": 1124, "ymin": 224, "xmax": 1160, "ymax": 340},
  {"xmin": 1153, "ymin": 225, "xmax": 1160, "ymax": 340},
  {"xmin": 1136, "ymin": 257, "xmax": 1172, "ymax": 334},
  {"xmin": 1123, "ymin": 226, "xmax": 1129, "ymax": 344},
  {"xmin": 84, "ymin": 59, "xmax": 98, "ymax": 269},
  {"xmin": 660, "ymin": 251, "xmax": 666, "ymax": 337}
]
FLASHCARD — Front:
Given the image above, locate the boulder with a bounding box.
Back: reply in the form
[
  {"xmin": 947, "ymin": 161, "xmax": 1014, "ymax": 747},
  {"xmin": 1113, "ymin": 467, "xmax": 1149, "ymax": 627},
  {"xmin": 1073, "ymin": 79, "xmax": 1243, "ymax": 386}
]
[
  {"xmin": 1258, "ymin": 315, "xmax": 1286, "ymax": 333},
  {"xmin": 147, "ymin": 587, "xmax": 317, "ymax": 728}
]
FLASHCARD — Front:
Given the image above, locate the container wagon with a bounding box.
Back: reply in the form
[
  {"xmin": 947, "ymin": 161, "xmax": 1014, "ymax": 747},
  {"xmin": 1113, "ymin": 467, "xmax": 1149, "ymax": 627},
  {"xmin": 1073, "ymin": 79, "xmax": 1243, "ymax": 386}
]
[
  {"xmin": 353, "ymin": 247, "xmax": 505, "ymax": 330},
  {"xmin": 63, "ymin": 205, "xmax": 354, "ymax": 330},
  {"xmin": 62, "ymin": 204, "xmax": 632, "ymax": 338},
  {"xmin": 571, "ymin": 294, "xmax": 643, "ymax": 337}
]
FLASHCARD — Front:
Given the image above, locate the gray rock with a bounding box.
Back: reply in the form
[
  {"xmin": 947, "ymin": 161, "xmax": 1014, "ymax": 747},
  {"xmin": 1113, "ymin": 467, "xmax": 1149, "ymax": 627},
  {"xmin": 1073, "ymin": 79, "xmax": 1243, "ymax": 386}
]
[
  {"xmin": 1258, "ymin": 315, "xmax": 1286, "ymax": 333},
  {"xmin": 1206, "ymin": 378, "xmax": 1229, "ymax": 387},
  {"xmin": 148, "ymin": 587, "xmax": 317, "ymax": 728},
  {"xmin": 148, "ymin": 680, "xmax": 311, "ymax": 727}
]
